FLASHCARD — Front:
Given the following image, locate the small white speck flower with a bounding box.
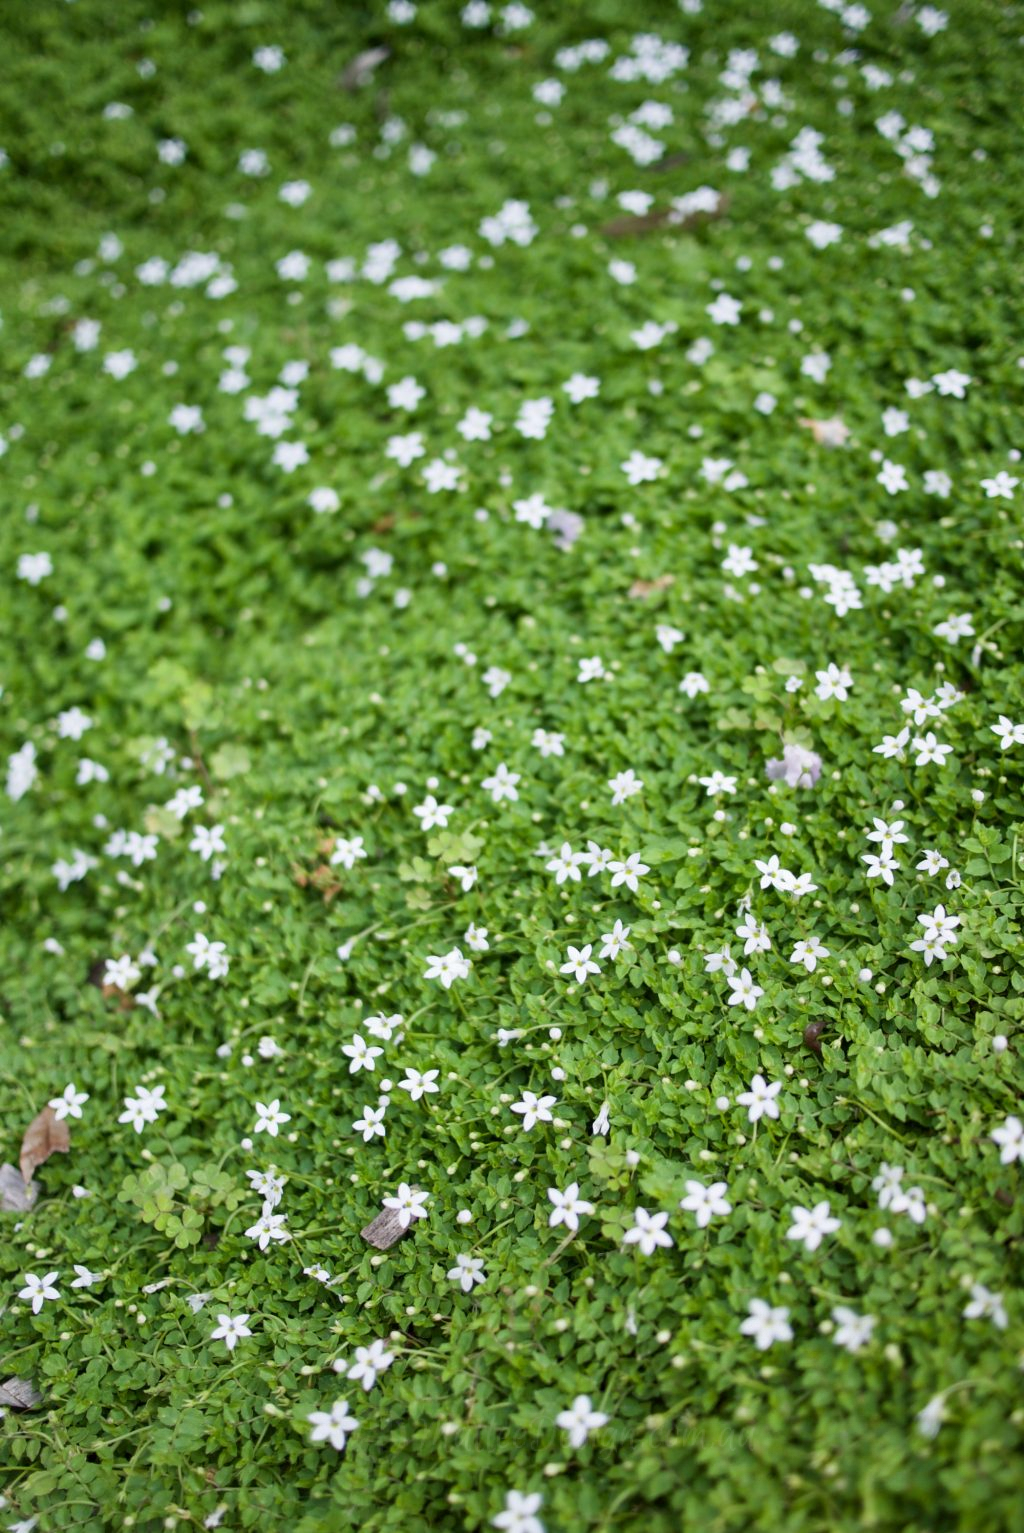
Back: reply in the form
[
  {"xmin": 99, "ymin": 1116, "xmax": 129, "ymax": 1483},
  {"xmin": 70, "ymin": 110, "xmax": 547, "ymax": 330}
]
[
  {"xmin": 447, "ymin": 1253, "xmax": 486, "ymax": 1292},
  {"xmin": 252, "ymin": 1099, "xmax": 291, "ymax": 1137},
  {"xmin": 48, "ymin": 1083, "xmax": 89, "ymax": 1120},
  {"xmin": 547, "ymin": 1182, "xmax": 594, "ymax": 1233},
  {"xmin": 556, "ymin": 1394, "xmax": 609, "ymax": 1449},
  {"xmin": 423, "ymin": 946, "xmax": 472, "ymax": 989},
  {"xmin": 740, "ymin": 1298, "xmax": 792, "ymax": 1350},
  {"xmin": 510, "ymin": 1091, "xmax": 557, "ymax": 1131},
  {"xmin": 560, "ymin": 943, "xmax": 601, "ymax": 983},
  {"xmin": 307, "ymin": 1398, "xmax": 359, "ymax": 1450},
  {"xmin": 210, "ymin": 1312, "xmax": 252, "ymax": 1351},
  {"xmin": 622, "ymin": 1207, "xmax": 673, "ymax": 1255},
  {"xmin": 18, "ymin": 1270, "xmax": 60, "ymax": 1313},
  {"xmin": 737, "ymin": 1074, "xmax": 782, "ymax": 1124},
  {"xmin": 382, "ymin": 1182, "xmax": 430, "ymax": 1228}
]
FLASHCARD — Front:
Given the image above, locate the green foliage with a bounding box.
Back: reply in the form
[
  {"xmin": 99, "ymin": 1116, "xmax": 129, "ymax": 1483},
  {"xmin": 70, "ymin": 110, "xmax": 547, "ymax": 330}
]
[{"xmin": 1, "ymin": 1, "xmax": 1024, "ymax": 1531}]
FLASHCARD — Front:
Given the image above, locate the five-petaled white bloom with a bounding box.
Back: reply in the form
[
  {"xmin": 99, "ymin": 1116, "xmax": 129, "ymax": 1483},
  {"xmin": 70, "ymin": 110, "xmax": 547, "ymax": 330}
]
[
  {"xmin": 786, "ymin": 1201, "xmax": 841, "ymax": 1252},
  {"xmin": 382, "ymin": 1183, "xmax": 430, "ymax": 1228},
  {"xmin": 424, "ymin": 946, "xmax": 472, "ymax": 988},
  {"xmin": 962, "ymin": 1283, "xmax": 1008, "ymax": 1330},
  {"xmin": 345, "ymin": 1338, "xmax": 395, "ymax": 1390},
  {"xmin": 482, "ymin": 762, "xmax": 521, "ymax": 802},
  {"xmin": 48, "ymin": 1082, "xmax": 89, "ymax": 1120},
  {"xmin": 546, "ymin": 841, "xmax": 583, "ymax": 883},
  {"xmin": 790, "ymin": 936, "xmax": 829, "ymax": 972},
  {"xmin": 353, "ymin": 1103, "xmax": 387, "ymax": 1142},
  {"xmin": 210, "ymin": 1313, "xmax": 252, "ymax": 1351},
  {"xmin": 556, "ymin": 1394, "xmax": 609, "ymax": 1449},
  {"xmin": 510, "ymin": 1091, "xmax": 557, "ymax": 1131},
  {"xmin": 330, "ymin": 835, "xmax": 367, "ymax": 869},
  {"xmin": 447, "ymin": 1253, "xmax": 486, "ymax": 1292},
  {"xmin": 679, "ymin": 1179, "xmax": 731, "ymax": 1228},
  {"xmin": 560, "ymin": 943, "xmax": 601, "ymax": 983},
  {"xmin": 623, "ymin": 1207, "xmax": 673, "ymax": 1255},
  {"xmin": 992, "ymin": 1115, "xmax": 1024, "ymax": 1165},
  {"xmin": 737, "ymin": 1074, "xmax": 782, "ymax": 1124},
  {"xmin": 608, "ymin": 852, "xmax": 649, "ymax": 891},
  {"xmin": 307, "ymin": 1398, "xmax": 359, "ymax": 1450},
  {"xmin": 342, "ymin": 1034, "xmax": 384, "ymax": 1073},
  {"xmin": 740, "ymin": 1298, "xmax": 793, "ymax": 1350},
  {"xmin": 598, "ymin": 920, "xmax": 631, "ymax": 960},
  {"xmin": 991, "ymin": 716, "xmax": 1024, "ymax": 750},
  {"xmin": 492, "ymin": 1490, "xmax": 545, "ymax": 1533},
  {"xmin": 244, "ymin": 1206, "xmax": 291, "ymax": 1250},
  {"xmin": 398, "ymin": 1067, "xmax": 440, "ymax": 1101},
  {"xmin": 727, "ymin": 967, "xmax": 764, "ymax": 1010},
  {"xmin": 18, "ymin": 1270, "xmax": 60, "ymax": 1313},
  {"xmin": 253, "ymin": 1099, "xmax": 291, "ymax": 1137},
  {"xmin": 413, "ymin": 793, "xmax": 453, "ymax": 830},
  {"xmin": 831, "ymin": 1306, "xmax": 876, "ymax": 1353},
  {"xmin": 547, "ymin": 1182, "xmax": 595, "ymax": 1233}
]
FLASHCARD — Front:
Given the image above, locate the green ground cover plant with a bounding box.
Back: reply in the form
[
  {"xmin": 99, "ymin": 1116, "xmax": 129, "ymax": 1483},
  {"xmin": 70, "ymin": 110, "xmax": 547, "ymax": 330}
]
[{"xmin": 1, "ymin": 1, "xmax": 1023, "ymax": 1529}]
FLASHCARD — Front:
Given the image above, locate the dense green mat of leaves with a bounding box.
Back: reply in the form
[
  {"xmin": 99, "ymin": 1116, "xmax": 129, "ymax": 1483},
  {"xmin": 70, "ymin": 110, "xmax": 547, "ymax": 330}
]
[{"xmin": 2, "ymin": 2, "xmax": 1024, "ymax": 1530}]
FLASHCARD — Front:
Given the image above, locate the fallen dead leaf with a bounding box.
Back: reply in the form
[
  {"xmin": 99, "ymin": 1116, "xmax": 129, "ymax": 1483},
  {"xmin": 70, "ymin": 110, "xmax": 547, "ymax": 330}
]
[
  {"xmin": 601, "ymin": 193, "xmax": 729, "ymax": 240},
  {"xmin": 628, "ymin": 574, "xmax": 675, "ymax": 599},
  {"xmin": 0, "ymin": 1377, "xmax": 42, "ymax": 1410},
  {"xmin": 310, "ymin": 865, "xmax": 343, "ymax": 902},
  {"xmin": 338, "ymin": 46, "xmax": 389, "ymax": 92},
  {"xmin": 0, "ymin": 1162, "xmax": 38, "ymax": 1212},
  {"xmin": 798, "ymin": 415, "xmax": 851, "ymax": 448},
  {"xmin": 20, "ymin": 1106, "xmax": 70, "ymax": 1185}
]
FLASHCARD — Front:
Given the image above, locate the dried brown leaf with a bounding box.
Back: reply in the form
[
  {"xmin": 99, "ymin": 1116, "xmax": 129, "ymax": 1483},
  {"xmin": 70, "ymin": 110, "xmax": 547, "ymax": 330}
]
[
  {"xmin": 650, "ymin": 150, "xmax": 692, "ymax": 172},
  {"xmin": 628, "ymin": 574, "xmax": 675, "ymax": 599},
  {"xmin": 338, "ymin": 46, "xmax": 389, "ymax": 92},
  {"xmin": 1, "ymin": 1162, "xmax": 38, "ymax": 1212},
  {"xmin": 0, "ymin": 1377, "xmax": 42, "ymax": 1409},
  {"xmin": 798, "ymin": 415, "xmax": 850, "ymax": 448},
  {"xmin": 310, "ymin": 865, "xmax": 343, "ymax": 903},
  {"xmin": 20, "ymin": 1106, "xmax": 70, "ymax": 1185},
  {"xmin": 803, "ymin": 1019, "xmax": 828, "ymax": 1056},
  {"xmin": 602, "ymin": 193, "xmax": 729, "ymax": 239}
]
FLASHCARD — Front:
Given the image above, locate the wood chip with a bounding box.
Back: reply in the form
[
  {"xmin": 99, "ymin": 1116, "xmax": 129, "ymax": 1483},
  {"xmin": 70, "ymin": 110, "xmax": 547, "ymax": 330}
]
[
  {"xmin": 0, "ymin": 1377, "xmax": 42, "ymax": 1410},
  {"xmin": 1, "ymin": 1162, "xmax": 38, "ymax": 1212},
  {"xmin": 20, "ymin": 1106, "xmax": 70, "ymax": 1186},
  {"xmin": 360, "ymin": 1208, "xmax": 409, "ymax": 1250}
]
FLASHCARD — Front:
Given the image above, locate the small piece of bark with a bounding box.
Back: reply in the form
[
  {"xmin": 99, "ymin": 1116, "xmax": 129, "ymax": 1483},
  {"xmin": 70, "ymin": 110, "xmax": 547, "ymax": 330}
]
[
  {"xmin": 20, "ymin": 1106, "xmax": 70, "ymax": 1185},
  {"xmin": 0, "ymin": 1377, "xmax": 42, "ymax": 1410},
  {"xmin": 360, "ymin": 1208, "xmax": 409, "ymax": 1250},
  {"xmin": 1, "ymin": 1162, "xmax": 38, "ymax": 1212}
]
